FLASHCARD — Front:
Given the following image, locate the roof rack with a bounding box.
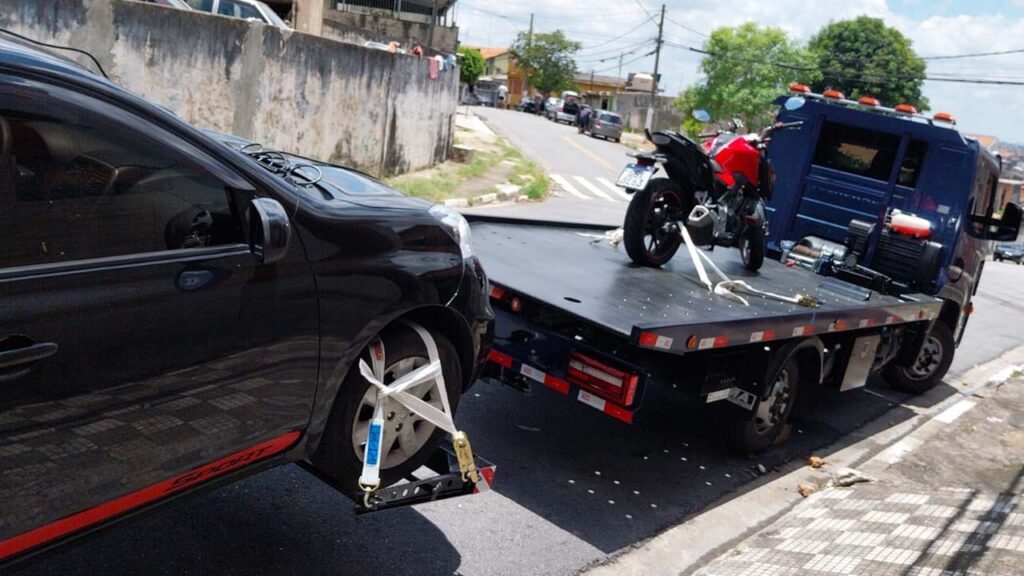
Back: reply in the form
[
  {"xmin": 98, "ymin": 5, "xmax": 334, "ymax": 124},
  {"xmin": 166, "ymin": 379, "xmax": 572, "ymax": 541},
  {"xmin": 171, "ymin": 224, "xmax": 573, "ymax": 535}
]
[{"xmin": 786, "ymin": 83, "xmax": 957, "ymax": 130}]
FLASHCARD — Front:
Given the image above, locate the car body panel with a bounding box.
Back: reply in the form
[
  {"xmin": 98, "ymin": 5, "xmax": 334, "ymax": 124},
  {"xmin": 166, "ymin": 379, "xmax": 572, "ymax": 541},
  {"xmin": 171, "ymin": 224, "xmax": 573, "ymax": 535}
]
[{"xmin": 589, "ymin": 112, "xmax": 623, "ymax": 141}]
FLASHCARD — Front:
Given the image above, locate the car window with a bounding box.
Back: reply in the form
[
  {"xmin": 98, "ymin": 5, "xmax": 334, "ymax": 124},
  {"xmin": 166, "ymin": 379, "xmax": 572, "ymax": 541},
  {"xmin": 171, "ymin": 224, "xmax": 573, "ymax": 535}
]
[
  {"xmin": 599, "ymin": 113, "xmax": 621, "ymax": 124},
  {"xmin": 0, "ymin": 83, "xmax": 243, "ymax": 269},
  {"xmin": 187, "ymin": 0, "xmax": 213, "ymax": 9},
  {"xmin": 897, "ymin": 139, "xmax": 927, "ymax": 187},
  {"xmin": 813, "ymin": 121, "xmax": 900, "ymax": 181},
  {"xmin": 218, "ymin": 0, "xmax": 263, "ymax": 19}
]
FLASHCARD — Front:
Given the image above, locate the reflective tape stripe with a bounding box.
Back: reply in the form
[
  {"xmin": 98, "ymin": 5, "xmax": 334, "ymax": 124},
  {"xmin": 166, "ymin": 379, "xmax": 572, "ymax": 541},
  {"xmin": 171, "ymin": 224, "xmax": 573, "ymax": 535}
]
[
  {"xmin": 488, "ymin": 349, "xmax": 513, "ymax": 369},
  {"xmin": 749, "ymin": 329, "xmax": 775, "ymax": 343},
  {"xmin": 577, "ymin": 390, "xmax": 633, "ymax": 424},
  {"xmin": 792, "ymin": 325, "xmax": 813, "ymax": 337},
  {"xmin": 698, "ymin": 335, "xmax": 729, "ymax": 350}
]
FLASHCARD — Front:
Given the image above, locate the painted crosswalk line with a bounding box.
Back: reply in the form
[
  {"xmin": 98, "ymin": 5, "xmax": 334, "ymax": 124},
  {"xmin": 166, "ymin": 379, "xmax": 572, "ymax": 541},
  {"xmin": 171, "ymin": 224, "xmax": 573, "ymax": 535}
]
[
  {"xmin": 596, "ymin": 177, "xmax": 633, "ymax": 201},
  {"xmin": 573, "ymin": 176, "xmax": 617, "ymax": 201},
  {"xmin": 550, "ymin": 174, "xmax": 592, "ymax": 200}
]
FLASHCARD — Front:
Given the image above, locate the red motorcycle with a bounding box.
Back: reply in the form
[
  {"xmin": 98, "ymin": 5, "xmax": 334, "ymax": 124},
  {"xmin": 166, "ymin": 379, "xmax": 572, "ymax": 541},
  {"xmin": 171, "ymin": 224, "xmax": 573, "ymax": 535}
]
[{"xmin": 616, "ymin": 111, "xmax": 802, "ymax": 271}]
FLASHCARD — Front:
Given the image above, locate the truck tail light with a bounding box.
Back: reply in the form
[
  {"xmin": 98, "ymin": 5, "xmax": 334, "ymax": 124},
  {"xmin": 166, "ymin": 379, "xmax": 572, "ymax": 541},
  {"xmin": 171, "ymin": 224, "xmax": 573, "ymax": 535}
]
[
  {"xmin": 637, "ymin": 156, "xmax": 656, "ymax": 167},
  {"xmin": 567, "ymin": 351, "xmax": 639, "ymax": 406}
]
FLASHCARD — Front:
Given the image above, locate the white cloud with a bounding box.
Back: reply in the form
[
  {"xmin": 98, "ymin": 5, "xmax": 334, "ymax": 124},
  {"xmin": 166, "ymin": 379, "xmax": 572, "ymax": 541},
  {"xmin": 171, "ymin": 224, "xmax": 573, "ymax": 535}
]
[{"xmin": 457, "ymin": 0, "xmax": 1024, "ymax": 141}]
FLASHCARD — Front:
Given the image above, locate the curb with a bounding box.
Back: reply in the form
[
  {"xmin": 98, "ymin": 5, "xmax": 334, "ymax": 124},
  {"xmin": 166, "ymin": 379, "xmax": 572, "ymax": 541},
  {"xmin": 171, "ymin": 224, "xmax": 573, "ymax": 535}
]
[{"xmin": 580, "ymin": 345, "xmax": 1024, "ymax": 576}]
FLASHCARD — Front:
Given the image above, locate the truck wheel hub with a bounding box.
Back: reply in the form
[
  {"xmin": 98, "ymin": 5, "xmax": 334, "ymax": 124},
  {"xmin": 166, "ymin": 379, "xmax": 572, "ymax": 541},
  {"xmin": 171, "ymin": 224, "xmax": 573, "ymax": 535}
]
[
  {"xmin": 755, "ymin": 369, "xmax": 791, "ymax": 434},
  {"xmin": 908, "ymin": 336, "xmax": 942, "ymax": 380}
]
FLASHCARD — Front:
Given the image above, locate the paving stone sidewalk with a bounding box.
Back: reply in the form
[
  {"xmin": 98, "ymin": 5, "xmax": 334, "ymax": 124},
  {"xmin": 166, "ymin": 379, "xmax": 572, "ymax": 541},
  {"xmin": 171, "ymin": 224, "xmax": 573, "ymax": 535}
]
[{"xmin": 695, "ymin": 377, "xmax": 1024, "ymax": 576}]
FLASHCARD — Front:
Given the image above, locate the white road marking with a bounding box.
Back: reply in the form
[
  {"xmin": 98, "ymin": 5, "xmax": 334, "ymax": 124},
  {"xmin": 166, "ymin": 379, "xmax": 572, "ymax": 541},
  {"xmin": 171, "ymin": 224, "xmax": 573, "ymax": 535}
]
[
  {"xmin": 597, "ymin": 177, "xmax": 633, "ymax": 201},
  {"xmin": 550, "ymin": 174, "xmax": 591, "ymax": 200},
  {"xmin": 934, "ymin": 399, "xmax": 976, "ymax": 423},
  {"xmin": 574, "ymin": 175, "xmax": 618, "ymax": 202}
]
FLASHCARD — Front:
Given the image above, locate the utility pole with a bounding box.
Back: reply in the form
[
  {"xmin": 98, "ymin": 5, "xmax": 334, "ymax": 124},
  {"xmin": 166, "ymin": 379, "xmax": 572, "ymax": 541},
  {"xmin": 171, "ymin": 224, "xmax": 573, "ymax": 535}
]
[
  {"xmin": 590, "ymin": 69, "xmax": 595, "ymax": 107},
  {"xmin": 523, "ymin": 13, "xmax": 534, "ymax": 102},
  {"xmin": 616, "ymin": 52, "xmax": 624, "ymax": 94},
  {"xmin": 645, "ymin": 3, "xmax": 665, "ymax": 132}
]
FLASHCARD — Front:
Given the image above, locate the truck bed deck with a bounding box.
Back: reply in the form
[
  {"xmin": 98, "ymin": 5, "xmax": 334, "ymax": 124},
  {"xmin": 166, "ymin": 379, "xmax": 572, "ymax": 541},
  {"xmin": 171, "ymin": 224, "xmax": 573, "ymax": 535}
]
[{"xmin": 470, "ymin": 217, "xmax": 941, "ymax": 354}]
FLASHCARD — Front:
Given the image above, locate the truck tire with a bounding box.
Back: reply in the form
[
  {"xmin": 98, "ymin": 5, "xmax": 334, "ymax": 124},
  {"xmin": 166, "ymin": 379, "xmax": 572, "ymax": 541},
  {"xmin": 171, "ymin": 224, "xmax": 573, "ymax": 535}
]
[
  {"xmin": 312, "ymin": 325, "xmax": 462, "ymax": 490},
  {"xmin": 624, "ymin": 179, "xmax": 689, "ymax": 267},
  {"xmin": 729, "ymin": 356, "xmax": 799, "ymax": 453},
  {"xmin": 884, "ymin": 321, "xmax": 954, "ymax": 394},
  {"xmin": 740, "ymin": 225, "xmax": 765, "ymax": 271}
]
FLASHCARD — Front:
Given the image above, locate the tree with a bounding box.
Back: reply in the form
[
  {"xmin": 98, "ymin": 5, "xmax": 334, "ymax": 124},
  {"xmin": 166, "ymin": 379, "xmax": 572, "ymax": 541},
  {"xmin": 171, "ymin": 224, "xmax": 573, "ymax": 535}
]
[
  {"xmin": 511, "ymin": 30, "xmax": 581, "ymax": 96},
  {"xmin": 674, "ymin": 23, "xmax": 817, "ymax": 134},
  {"xmin": 457, "ymin": 46, "xmax": 485, "ymax": 86},
  {"xmin": 809, "ymin": 16, "xmax": 928, "ymax": 110}
]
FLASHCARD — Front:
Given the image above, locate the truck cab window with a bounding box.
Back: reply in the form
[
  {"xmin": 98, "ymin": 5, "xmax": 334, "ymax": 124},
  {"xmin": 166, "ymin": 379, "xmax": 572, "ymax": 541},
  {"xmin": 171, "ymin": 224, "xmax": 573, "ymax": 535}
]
[
  {"xmin": 0, "ymin": 102, "xmax": 242, "ymax": 269},
  {"xmin": 813, "ymin": 121, "xmax": 900, "ymax": 181},
  {"xmin": 898, "ymin": 139, "xmax": 927, "ymax": 187}
]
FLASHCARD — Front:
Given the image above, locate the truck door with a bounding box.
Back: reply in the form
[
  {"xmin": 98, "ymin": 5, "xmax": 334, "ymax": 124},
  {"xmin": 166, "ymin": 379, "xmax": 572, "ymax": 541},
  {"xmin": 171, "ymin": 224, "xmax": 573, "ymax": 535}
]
[
  {"xmin": 0, "ymin": 76, "xmax": 318, "ymax": 554},
  {"xmin": 785, "ymin": 120, "xmax": 902, "ymax": 243}
]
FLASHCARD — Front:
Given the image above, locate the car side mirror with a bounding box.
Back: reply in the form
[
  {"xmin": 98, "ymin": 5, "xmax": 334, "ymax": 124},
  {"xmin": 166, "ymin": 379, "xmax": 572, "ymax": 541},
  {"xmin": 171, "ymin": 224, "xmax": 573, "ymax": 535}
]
[
  {"xmin": 985, "ymin": 202, "xmax": 1023, "ymax": 241},
  {"xmin": 692, "ymin": 109, "xmax": 712, "ymax": 123},
  {"xmin": 249, "ymin": 197, "xmax": 291, "ymax": 264}
]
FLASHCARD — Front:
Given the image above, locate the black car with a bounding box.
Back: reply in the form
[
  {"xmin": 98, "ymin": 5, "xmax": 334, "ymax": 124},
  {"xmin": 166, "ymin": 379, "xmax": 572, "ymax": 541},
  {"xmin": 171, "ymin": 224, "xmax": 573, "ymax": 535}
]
[
  {"xmin": 516, "ymin": 99, "xmax": 537, "ymax": 113},
  {"xmin": 994, "ymin": 242, "xmax": 1024, "ymax": 263},
  {"xmin": 0, "ymin": 37, "xmax": 492, "ymax": 564}
]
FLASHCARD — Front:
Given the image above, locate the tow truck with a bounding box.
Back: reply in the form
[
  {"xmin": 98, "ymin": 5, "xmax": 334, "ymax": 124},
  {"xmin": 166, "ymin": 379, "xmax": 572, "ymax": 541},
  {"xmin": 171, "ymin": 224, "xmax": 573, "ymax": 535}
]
[{"xmin": 472, "ymin": 86, "xmax": 1021, "ymax": 451}]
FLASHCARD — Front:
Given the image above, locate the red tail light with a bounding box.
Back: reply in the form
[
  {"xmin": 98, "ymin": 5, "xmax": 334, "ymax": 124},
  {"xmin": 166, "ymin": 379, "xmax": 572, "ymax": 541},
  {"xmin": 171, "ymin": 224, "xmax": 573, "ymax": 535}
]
[
  {"xmin": 637, "ymin": 157, "xmax": 656, "ymax": 167},
  {"xmin": 567, "ymin": 351, "xmax": 639, "ymax": 406}
]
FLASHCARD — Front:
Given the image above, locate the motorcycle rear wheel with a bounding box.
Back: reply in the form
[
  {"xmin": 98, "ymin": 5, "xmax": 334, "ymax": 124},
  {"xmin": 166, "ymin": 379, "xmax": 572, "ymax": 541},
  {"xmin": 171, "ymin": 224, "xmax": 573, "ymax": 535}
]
[
  {"xmin": 739, "ymin": 225, "xmax": 765, "ymax": 271},
  {"xmin": 624, "ymin": 179, "xmax": 691, "ymax": 267}
]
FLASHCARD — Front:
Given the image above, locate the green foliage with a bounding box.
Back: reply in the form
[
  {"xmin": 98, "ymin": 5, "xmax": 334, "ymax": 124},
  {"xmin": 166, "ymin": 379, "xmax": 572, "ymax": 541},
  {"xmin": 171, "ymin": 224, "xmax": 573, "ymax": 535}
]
[
  {"xmin": 511, "ymin": 30, "xmax": 582, "ymax": 96},
  {"xmin": 673, "ymin": 23, "xmax": 818, "ymax": 133},
  {"xmin": 457, "ymin": 46, "xmax": 485, "ymax": 86},
  {"xmin": 809, "ymin": 17, "xmax": 928, "ymax": 110}
]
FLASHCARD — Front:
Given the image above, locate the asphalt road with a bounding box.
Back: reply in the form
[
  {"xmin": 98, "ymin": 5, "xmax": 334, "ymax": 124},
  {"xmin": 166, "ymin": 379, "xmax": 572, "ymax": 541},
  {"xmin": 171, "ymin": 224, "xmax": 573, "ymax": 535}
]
[{"xmin": 12, "ymin": 109, "xmax": 1024, "ymax": 576}]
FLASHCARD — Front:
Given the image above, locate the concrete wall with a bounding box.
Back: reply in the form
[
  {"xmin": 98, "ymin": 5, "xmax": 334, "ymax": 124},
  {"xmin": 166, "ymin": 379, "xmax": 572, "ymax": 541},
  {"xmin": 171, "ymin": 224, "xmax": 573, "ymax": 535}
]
[
  {"xmin": 613, "ymin": 93, "xmax": 684, "ymax": 133},
  {"xmin": 1, "ymin": 0, "xmax": 459, "ymax": 177},
  {"xmin": 323, "ymin": 10, "xmax": 458, "ymax": 54}
]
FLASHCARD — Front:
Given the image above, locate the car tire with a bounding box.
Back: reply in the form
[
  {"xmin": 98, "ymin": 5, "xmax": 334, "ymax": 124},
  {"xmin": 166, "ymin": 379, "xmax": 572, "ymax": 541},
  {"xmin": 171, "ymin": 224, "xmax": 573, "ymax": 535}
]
[
  {"xmin": 311, "ymin": 325, "xmax": 462, "ymax": 491},
  {"xmin": 884, "ymin": 321, "xmax": 955, "ymax": 394},
  {"xmin": 728, "ymin": 355, "xmax": 800, "ymax": 453},
  {"xmin": 740, "ymin": 225, "xmax": 766, "ymax": 271},
  {"xmin": 624, "ymin": 178, "xmax": 690, "ymax": 267}
]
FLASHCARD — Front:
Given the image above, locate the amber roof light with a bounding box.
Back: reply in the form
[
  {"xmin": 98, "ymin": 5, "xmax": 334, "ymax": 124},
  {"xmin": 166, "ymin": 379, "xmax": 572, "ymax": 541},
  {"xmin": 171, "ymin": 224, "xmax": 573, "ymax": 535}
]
[
  {"xmin": 858, "ymin": 96, "xmax": 881, "ymax": 107},
  {"xmin": 788, "ymin": 82, "xmax": 810, "ymax": 93},
  {"xmin": 895, "ymin": 103, "xmax": 917, "ymax": 114},
  {"xmin": 823, "ymin": 89, "xmax": 845, "ymax": 100},
  {"xmin": 933, "ymin": 112, "xmax": 957, "ymax": 124}
]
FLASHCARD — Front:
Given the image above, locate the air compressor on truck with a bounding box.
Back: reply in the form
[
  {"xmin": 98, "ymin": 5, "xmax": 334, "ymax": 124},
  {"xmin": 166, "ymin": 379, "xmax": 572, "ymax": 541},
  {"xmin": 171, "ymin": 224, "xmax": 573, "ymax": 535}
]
[{"xmin": 474, "ymin": 86, "xmax": 1021, "ymax": 451}]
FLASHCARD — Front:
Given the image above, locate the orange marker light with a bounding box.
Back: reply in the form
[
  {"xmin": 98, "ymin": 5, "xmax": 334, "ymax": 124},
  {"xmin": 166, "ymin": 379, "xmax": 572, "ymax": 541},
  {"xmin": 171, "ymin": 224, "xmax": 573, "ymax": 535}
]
[
  {"xmin": 788, "ymin": 82, "xmax": 810, "ymax": 93},
  {"xmin": 823, "ymin": 89, "xmax": 845, "ymax": 100},
  {"xmin": 895, "ymin": 103, "xmax": 917, "ymax": 114},
  {"xmin": 857, "ymin": 96, "xmax": 880, "ymax": 107},
  {"xmin": 933, "ymin": 111, "xmax": 956, "ymax": 124}
]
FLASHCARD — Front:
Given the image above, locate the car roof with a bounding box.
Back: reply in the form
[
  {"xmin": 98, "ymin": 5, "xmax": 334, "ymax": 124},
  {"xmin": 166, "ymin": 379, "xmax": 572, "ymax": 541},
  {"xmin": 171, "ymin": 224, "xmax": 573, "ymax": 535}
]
[{"xmin": 0, "ymin": 35, "xmax": 106, "ymax": 81}]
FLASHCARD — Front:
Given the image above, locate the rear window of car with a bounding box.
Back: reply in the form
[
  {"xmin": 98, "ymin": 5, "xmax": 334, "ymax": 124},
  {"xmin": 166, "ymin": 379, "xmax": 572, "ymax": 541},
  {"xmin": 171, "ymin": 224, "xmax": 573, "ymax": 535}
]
[{"xmin": 599, "ymin": 113, "xmax": 621, "ymax": 124}]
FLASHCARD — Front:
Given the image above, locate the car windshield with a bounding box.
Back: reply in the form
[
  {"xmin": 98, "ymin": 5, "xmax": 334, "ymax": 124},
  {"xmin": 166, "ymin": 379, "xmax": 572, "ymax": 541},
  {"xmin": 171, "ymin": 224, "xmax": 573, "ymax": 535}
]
[{"xmin": 599, "ymin": 113, "xmax": 622, "ymax": 124}]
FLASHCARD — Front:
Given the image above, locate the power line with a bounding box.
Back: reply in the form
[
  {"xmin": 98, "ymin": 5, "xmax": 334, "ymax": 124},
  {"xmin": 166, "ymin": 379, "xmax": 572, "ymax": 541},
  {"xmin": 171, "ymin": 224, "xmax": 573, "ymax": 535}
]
[
  {"xmin": 576, "ymin": 38, "xmax": 655, "ymax": 60},
  {"xmin": 591, "ymin": 48, "xmax": 656, "ymax": 74},
  {"xmin": 665, "ymin": 41, "xmax": 1024, "ymax": 86},
  {"xmin": 664, "ymin": 16, "xmax": 709, "ymax": 39},
  {"xmin": 921, "ymin": 48, "xmax": 1024, "ymax": 60},
  {"xmin": 572, "ymin": 17, "xmax": 656, "ymax": 52}
]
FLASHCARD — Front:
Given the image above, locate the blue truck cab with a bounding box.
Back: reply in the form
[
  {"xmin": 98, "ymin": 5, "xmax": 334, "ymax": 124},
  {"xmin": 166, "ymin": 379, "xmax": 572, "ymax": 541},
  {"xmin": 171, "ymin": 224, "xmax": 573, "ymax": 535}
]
[{"xmin": 766, "ymin": 86, "xmax": 1021, "ymax": 387}]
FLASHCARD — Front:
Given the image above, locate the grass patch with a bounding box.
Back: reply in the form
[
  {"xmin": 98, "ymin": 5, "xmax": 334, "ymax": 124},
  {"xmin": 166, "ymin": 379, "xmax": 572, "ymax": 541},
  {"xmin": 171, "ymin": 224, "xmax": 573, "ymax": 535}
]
[{"xmin": 387, "ymin": 138, "xmax": 549, "ymax": 203}]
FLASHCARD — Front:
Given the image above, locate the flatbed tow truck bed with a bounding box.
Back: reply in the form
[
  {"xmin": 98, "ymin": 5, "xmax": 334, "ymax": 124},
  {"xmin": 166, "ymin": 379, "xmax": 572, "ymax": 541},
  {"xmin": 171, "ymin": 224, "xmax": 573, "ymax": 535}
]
[{"xmin": 470, "ymin": 216, "xmax": 942, "ymax": 432}]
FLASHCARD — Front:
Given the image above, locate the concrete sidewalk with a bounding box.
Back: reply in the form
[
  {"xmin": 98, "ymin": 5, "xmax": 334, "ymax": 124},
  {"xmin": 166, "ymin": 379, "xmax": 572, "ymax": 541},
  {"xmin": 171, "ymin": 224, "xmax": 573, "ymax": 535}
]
[{"xmin": 693, "ymin": 374, "xmax": 1024, "ymax": 576}]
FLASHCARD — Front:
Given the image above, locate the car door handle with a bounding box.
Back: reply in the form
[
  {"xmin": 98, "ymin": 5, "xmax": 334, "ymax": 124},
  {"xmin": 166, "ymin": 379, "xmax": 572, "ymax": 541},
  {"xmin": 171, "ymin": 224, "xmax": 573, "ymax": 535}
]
[{"xmin": 0, "ymin": 339, "xmax": 58, "ymax": 382}]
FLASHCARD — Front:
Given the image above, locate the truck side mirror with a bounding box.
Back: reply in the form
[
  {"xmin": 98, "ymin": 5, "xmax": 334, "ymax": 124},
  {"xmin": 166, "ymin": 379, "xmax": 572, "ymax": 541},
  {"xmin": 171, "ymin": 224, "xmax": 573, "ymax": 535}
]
[
  {"xmin": 249, "ymin": 197, "xmax": 291, "ymax": 264},
  {"xmin": 988, "ymin": 202, "xmax": 1023, "ymax": 241}
]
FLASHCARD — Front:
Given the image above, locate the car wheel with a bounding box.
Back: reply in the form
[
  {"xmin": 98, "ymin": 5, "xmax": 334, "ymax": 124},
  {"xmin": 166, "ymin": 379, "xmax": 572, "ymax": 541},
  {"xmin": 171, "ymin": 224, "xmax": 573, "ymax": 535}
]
[
  {"xmin": 311, "ymin": 324, "xmax": 462, "ymax": 490},
  {"xmin": 884, "ymin": 321, "xmax": 955, "ymax": 394},
  {"xmin": 728, "ymin": 355, "xmax": 800, "ymax": 453}
]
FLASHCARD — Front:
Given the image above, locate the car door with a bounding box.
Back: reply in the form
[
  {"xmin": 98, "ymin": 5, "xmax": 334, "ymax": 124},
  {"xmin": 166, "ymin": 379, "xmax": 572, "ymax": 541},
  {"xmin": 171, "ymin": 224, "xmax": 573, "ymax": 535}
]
[{"xmin": 0, "ymin": 74, "xmax": 318, "ymax": 557}]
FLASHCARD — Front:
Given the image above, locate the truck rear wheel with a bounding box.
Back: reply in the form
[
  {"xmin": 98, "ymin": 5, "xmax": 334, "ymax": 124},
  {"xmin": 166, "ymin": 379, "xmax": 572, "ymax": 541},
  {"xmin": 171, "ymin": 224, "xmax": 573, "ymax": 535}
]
[
  {"xmin": 312, "ymin": 325, "xmax": 462, "ymax": 490},
  {"xmin": 728, "ymin": 356, "xmax": 799, "ymax": 453},
  {"xmin": 624, "ymin": 179, "xmax": 689, "ymax": 267},
  {"xmin": 884, "ymin": 321, "xmax": 954, "ymax": 394}
]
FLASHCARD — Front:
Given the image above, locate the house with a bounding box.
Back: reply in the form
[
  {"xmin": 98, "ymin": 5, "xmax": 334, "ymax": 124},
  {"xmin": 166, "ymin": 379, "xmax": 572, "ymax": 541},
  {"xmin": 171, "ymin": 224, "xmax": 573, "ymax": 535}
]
[
  {"xmin": 469, "ymin": 46, "xmax": 529, "ymax": 105},
  {"xmin": 291, "ymin": 0, "xmax": 460, "ymax": 54},
  {"xmin": 573, "ymin": 72, "xmax": 625, "ymax": 110}
]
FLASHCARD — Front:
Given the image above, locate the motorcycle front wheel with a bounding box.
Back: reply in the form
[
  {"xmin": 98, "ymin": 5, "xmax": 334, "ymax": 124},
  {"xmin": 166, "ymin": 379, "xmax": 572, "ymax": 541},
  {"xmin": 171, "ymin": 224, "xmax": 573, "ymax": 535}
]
[
  {"xmin": 739, "ymin": 224, "xmax": 765, "ymax": 271},
  {"xmin": 624, "ymin": 178, "xmax": 691, "ymax": 267}
]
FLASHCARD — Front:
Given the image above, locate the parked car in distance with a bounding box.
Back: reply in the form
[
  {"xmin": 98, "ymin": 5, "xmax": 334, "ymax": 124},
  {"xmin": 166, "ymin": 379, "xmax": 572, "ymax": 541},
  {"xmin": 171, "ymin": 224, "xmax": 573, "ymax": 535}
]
[
  {"xmin": 0, "ymin": 36, "xmax": 492, "ymax": 566},
  {"xmin": 552, "ymin": 99, "xmax": 579, "ymax": 124},
  {"xmin": 138, "ymin": 0, "xmax": 192, "ymax": 8},
  {"xmin": 461, "ymin": 91, "xmax": 494, "ymax": 107},
  {"xmin": 516, "ymin": 99, "xmax": 537, "ymax": 113},
  {"xmin": 588, "ymin": 110, "xmax": 623, "ymax": 142},
  {"xmin": 187, "ymin": 0, "xmax": 289, "ymax": 28},
  {"xmin": 994, "ymin": 242, "xmax": 1024, "ymax": 263},
  {"xmin": 543, "ymin": 97, "xmax": 559, "ymax": 118}
]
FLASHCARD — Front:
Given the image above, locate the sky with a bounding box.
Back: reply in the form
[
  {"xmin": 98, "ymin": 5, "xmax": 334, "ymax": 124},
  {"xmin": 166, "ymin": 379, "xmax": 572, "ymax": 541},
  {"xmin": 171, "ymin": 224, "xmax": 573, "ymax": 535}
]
[{"xmin": 454, "ymin": 0, "xmax": 1024, "ymax": 143}]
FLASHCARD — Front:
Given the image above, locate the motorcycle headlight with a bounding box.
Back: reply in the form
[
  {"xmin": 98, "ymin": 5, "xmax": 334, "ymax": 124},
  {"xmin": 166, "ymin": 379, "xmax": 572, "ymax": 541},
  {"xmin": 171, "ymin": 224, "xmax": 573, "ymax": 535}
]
[{"xmin": 429, "ymin": 204, "xmax": 474, "ymax": 259}]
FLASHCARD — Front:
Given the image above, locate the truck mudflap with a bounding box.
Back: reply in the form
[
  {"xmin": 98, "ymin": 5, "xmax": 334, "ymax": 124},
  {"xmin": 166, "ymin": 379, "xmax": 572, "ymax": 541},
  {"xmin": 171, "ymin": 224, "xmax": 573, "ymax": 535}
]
[{"xmin": 298, "ymin": 442, "xmax": 496, "ymax": 514}]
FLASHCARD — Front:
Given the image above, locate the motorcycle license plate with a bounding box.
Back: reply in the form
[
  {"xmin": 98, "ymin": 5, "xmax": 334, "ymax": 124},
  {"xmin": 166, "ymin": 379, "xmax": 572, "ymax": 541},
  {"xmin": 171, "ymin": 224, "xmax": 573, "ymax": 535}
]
[{"xmin": 615, "ymin": 164, "xmax": 654, "ymax": 191}]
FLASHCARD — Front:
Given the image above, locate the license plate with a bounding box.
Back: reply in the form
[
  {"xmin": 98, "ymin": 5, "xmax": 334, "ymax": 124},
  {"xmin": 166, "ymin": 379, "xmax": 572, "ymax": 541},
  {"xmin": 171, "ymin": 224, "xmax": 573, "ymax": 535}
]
[{"xmin": 615, "ymin": 164, "xmax": 654, "ymax": 191}]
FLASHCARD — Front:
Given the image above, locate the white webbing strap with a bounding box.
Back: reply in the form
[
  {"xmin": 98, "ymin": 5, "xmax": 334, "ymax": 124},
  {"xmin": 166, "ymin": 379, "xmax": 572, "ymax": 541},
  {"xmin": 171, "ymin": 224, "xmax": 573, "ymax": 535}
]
[{"xmin": 357, "ymin": 321, "xmax": 465, "ymax": 494}]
